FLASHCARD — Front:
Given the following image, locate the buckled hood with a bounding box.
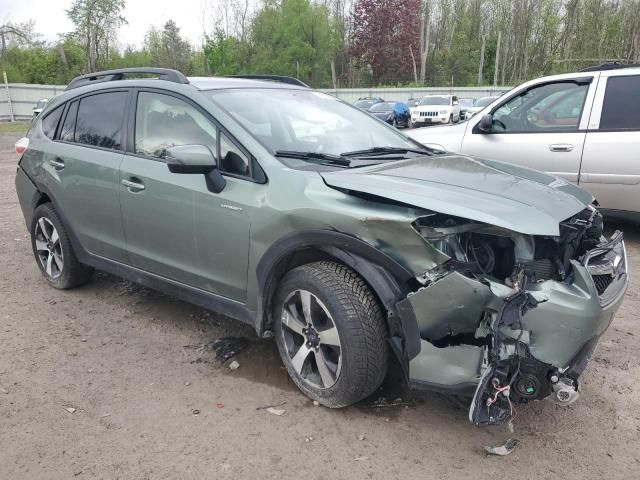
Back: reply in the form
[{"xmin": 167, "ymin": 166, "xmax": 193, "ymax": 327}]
[{"xmin": 321, "ymin": 154, "xmax": 594, "ymax": 236}]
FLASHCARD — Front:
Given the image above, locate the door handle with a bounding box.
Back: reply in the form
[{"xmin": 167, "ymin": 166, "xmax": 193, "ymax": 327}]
[
  {"xmin": 48, "ymin": 158, "xmax": 65, "ymax": 169},
  {"xmin": 122, "ymin": 178, "xmax": 145, "ymax": 191},
  {"xmin": 549, "ymin": 143, "xmax": 574, "ymax": 152}
]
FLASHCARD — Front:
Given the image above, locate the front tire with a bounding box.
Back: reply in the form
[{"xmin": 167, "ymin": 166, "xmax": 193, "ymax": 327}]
[
  {"xmin": 31, "ymin": 203, "xmax": 93, "ymax": 289},
  {"xmin": 273, "ymin": 261, "xmax": 388, "ymax": 407}
]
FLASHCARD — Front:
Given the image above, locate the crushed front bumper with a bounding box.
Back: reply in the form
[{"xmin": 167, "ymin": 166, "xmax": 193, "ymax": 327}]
[{"xmin": 399, "ymin": 232, "xmax": 628, "ymax": 425}]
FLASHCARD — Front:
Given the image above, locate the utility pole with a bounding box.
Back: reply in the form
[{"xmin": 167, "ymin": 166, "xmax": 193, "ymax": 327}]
[
  {"xmin": 493, "ymin": 31, "xmax": 502, "ymax": 89},
  {"xmin": 3, "ymin": 71, "xmax": 14, "ymax": 122}
]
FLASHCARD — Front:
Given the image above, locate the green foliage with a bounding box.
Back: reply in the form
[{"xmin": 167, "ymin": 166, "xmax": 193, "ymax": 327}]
[
  {"xmin": 204, "ymin": 29, "xmax": 244, "ymax": 76},
  {"xmin": 3, "ymin": 0, "xmax": 640, "ymax": 88}
]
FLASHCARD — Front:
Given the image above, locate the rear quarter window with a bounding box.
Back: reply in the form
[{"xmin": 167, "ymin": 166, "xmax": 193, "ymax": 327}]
[
  {"xmin": 41, "ymin": 106, "xmax": 63, "ymax": 140},
  {"xmin": 600, "ymin": 75, "xmax": 640, "ymax": 130}
]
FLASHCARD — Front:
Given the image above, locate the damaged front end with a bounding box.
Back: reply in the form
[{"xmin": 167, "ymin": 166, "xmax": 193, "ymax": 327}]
[{"xmin": 399, "ymin": 206, "xmax": 628, "ymax": 426}]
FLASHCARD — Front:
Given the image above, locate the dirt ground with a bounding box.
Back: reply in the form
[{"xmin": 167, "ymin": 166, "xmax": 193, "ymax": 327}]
[{"xmin": 1, "ymin": 132, "xmax": 639, "ymax": 480}]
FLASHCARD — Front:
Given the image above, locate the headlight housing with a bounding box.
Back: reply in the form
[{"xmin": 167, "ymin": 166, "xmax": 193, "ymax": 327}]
[{"xmin": 440, "ymin": 110, "xmax": 449, "ymax": 115}]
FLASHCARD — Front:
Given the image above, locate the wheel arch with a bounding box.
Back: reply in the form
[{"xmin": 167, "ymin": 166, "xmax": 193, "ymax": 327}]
[{"xmin": 255, "ymin": 230, "xmax": 422, "ymax": 369}]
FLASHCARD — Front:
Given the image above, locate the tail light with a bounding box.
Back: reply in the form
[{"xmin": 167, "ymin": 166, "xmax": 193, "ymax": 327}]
[{"xmin": 15, "ymin": 137, "xmax": 29, "ymax": 155}]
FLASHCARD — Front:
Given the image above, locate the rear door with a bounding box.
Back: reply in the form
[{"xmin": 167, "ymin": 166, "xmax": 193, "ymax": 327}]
[
  {"xmin": 460, "ymin": 75, "xmax": 597, "ymax": 183},
  {"xmin": 42, "ymin": 90, "xmax": 129, "ymax": 262},
  {"xmin": 579, "ymin": 71, "xmax": 640, "ymax": 214}
]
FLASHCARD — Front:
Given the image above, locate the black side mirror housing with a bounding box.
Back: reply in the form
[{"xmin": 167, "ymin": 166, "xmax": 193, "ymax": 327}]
[
  {"xmin": 164, "ymin": 144, "xmax": 216, "ymax": 174},
  {"xmin": 477, "ymin": 113, "xmax": 493, "ymax": 133},
  {"xmin": 164, "ymin": 144, "xmax": 226, "ymax": 193}
]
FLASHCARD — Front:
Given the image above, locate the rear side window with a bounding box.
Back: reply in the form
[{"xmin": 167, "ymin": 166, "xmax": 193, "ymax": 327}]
[
  {"xmin": 59, "ymin": 101, "xmax": 78, "ymax": 143},
  {"xmin": 600, "ymin": 75, "xmax": 640, "ymax": 130},
  {"xmin": 41, "ymin": 106, "xmax": 63, "ymax": 140},
  {"xmin": 75, "ymin": 92, "xmax": 127, "ymax": 149}
]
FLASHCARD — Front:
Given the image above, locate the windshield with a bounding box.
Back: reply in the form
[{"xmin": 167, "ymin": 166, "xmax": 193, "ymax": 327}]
[
  {"xmin": 459, "ymin": 99, "xmax": 474, "ymax": 108},
  {"xmin": 354, "ymin": 99, "xmax": 379, "ymax": 109},
  {"xmin": 209, "ymin": 89, "xmax": 420, "ymax": 157},
  {"xmin": 474, "ymin": 97, "xmax": 497, "ymax": 108},
  {"xmin": 370, "ymin": 102, "xmax": 394, "ymax": 112},
  {"xmin": 419, "ymin": 96, "xmax": 450, "ymax": 106}
]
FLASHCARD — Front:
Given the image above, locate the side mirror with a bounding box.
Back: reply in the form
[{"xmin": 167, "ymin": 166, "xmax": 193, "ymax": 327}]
[
  {"xmin": 453, "ymin": 101, "xmax": 459, "ymax": 106},
  {"xmin": 164, "ymin": 144, "xmax": 226, "ymax": 193},
  {"xmin": 477, "ymin": 113, "xmax": 493, "ymax": 133},
  {"xmin": 164, "ymin": 144, "xmax": 216, "ymax": 174}
]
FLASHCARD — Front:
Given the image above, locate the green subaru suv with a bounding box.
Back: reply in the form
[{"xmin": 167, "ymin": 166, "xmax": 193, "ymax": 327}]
[{"xmin": 15, "ymin": 68, "xmax": 628, "ymax": 425}]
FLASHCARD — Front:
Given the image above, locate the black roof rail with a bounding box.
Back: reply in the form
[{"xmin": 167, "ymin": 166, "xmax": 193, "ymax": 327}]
[
  {"xmin": 579, "ymin": 62, "xmax": 640, "ymax": 72},
  {"xmin": 225, "ymin": 75, "xmax": 309, "ymax": 88},
  {"xmin": 66, "ymin": 67, "xmax": 189, "ymax": 91}
]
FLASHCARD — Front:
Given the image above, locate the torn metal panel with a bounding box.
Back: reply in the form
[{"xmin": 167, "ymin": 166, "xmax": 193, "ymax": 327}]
[
  {"xmin": 402, "ymin": 271, "xmax": 492, "ymax": 340},
  {"xmin": 409, "ymin": 339, "xmax": 484, "ymax": 386}
]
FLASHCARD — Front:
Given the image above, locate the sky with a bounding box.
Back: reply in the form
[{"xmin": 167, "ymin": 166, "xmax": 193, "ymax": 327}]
[{"xmin": 1, "ymin": 0, "xmax": 212, "ymax": 48}]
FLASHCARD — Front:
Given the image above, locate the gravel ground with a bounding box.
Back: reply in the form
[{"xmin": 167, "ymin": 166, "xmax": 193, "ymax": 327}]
[{"xmin": 1, "ymin": 132, "xmax": 639, "ymax": 479}]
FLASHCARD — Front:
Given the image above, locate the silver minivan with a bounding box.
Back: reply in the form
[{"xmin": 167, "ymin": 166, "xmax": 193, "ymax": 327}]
[{"xmin": 408, "ymin": 64, "xmax": 640, "ymax": 221}]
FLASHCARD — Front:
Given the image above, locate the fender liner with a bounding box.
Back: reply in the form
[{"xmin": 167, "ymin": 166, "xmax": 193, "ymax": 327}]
[{"xmin": 255, "ymin": 230, "xmax": 422, "ymax": 370}]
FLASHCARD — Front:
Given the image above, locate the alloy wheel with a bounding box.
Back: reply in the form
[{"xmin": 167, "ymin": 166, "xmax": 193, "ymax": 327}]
[
  {"xmin": 34, "ymin": 217, "xmax": 64, "ymax": 278},
  {"xmin": 280, "ymin": 289, "xmax": 342, "ymax": 389}
]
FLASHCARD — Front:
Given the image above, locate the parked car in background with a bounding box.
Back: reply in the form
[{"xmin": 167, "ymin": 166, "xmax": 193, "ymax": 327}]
[
  {"xmin": 368, "ymin": 101, "xmax": 411, "ymax": 128},
  {"xmin": 407, "ymin": 97, "xmax": 421, "ymax": 114},
  {"xmin": 14, "ymin": 67, "xmax": 627, "ymax": 426},
  {"xmin": 458, "ymin": 98, "xmax": 475, "ymax": 119},
  {"xmin": 407, "ymin": 63, "xmax": 640, "ymax": 220},
  {"xmin": 411, "ymin": 95, "xmax": 461, "ymax": 126},
  {"xmin": 462, "ymin": 96, "xmax": 500, "ymax": 120},
  {"xmin": 32, "ymin": 99, "xmax": 48, "ymax": 121},
  {"xmin": 354, "ymin": 97, "xmax": 384, "ymax": 110}
]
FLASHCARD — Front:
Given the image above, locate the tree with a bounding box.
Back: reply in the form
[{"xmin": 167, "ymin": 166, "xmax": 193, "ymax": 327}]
[
  {"xmin": 144, "ymin": 21, "xmax": 192, "ymax": 73},
  {"xmin": 67, "ymin": 0, "xmax": 127, "ymax": 72},
  {"xmin": 250, "ymin": 0, "xmax": 337, "ymax": 86},
  {"xmin": 351, "ymin": 0, "xmax": 422, "ymax": 85}
]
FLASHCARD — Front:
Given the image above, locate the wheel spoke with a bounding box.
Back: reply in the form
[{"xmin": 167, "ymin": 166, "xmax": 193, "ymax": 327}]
[
  {"xmin": 290, "ymin": 344, "xmax": 311, "ymax": 374},
  {"xmin": 53, "ymin": 252, "xmax": 64, "ymax": 272},
  {"xmin": 282, "ymin": 307, "xmax": 305, "ymax": 335},
  {"xmin": 319, "ymin": 326, "xmax": 341, "ymax": 347},
  {"xmin": 38, "ymin": 218, "xmax": 50, "ymax": 240},
  {"xmin": 35, "ymin": 239, "xmax": 48, "ymax": 252},
  {"xmin": 299, "ymin": 290, "xmax": 313, "ymax": 325},
  {"xmin": 50, "ymin": 228, "xmax": 59, "ymax": 246},
  {"xmin": 315, "ymin": 349, "xmax": 335, "ymax": 388},
  {"xmin": 45, "ymin": 253, "xmax": 53, "ymax": 276}
]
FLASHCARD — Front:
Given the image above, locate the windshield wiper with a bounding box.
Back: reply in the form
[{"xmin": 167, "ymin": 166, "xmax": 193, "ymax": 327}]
[
  {"xmin": 340, "ymin": 146, "xmax": 431, "ymax": 157},
  {"xmin": 275, "ymin": 150, "xmax": 351, "ymax": 167}
]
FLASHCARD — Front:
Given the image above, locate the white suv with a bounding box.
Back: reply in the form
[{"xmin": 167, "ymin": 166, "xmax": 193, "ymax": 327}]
[
  {"xmin": 407, "ymin": 64, "xmax": 640, "ymax": 220},
  {"xmin": 411, "ymin": 95, "xmax": 461, "ymax": 126}
]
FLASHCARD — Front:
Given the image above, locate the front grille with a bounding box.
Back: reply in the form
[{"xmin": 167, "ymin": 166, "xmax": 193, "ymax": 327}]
[
  {"xmin": 592, "ymin": 274, "xmax": 613, "ymax": 295},
  {"xmin": 420, "ymin": 111, "xmax": 438, "ymax": 117}
]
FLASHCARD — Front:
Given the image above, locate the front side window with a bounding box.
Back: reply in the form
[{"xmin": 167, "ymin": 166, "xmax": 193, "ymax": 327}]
[
  {"xmin": 209, "ymin": 89, "xmax": 419, "ymax": 159},
  {"xmin": 135, "ymin": 92, "xmax": 217, "ymax": 159},
  {"xmin": 600, "ymin": 75, "xmax": 640, "ymax": 130},
  {"xmin": 75, "ymin": 92, "xmax": 127, "ymax": 149},
  {"xmin": 492, "ymin": 81, "xmax": 588, "ymax": 133}
]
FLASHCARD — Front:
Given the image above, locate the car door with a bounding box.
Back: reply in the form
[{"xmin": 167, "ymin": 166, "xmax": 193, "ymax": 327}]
[
  {"xmin": 460, "ymin": 76, "xmax": 597, "ymax": 183},
  {"xmin": 579, "ymin": 71, "xmax": 640, "ymax": 214},
  {"xmin": 41, "ymin": 90, "xmax": 129, "ymax": 262},
  {"xmin": 119, "ymin": 90, "xmax": 255, "ymax": 302}
]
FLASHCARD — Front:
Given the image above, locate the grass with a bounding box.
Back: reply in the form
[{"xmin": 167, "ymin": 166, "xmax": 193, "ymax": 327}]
[{"xmin": 0, "ymin": 122, "xmax": 30, "ymax": 134}]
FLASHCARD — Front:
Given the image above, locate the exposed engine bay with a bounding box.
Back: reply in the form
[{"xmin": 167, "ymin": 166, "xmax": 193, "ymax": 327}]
[{"xmin": 406, "ymin": 206, "xmax": 627, "ymax": 426}]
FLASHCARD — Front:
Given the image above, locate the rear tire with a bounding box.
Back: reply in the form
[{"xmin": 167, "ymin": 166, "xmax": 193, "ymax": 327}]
[
  {"xmin": 273, "ymin": 261, "xmax": 388, "ymax": 407},
  {"xmin": 31, "ymin": 203, "xmax": 93, "ymax": 289}
]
